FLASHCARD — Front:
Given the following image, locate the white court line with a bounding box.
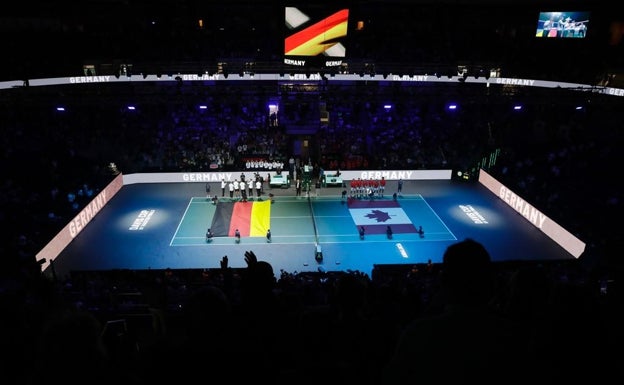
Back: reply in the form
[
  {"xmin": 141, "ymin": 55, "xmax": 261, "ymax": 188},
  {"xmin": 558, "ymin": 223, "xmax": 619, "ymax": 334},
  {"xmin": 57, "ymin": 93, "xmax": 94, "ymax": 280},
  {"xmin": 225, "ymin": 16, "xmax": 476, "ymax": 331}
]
[
  {"xmin": 170, "ymin": 198, "xmax": 196, "ymax": 246},
  {"xmin": 420, "ymin": 196, "xmax": 458, "ymax": 241}
]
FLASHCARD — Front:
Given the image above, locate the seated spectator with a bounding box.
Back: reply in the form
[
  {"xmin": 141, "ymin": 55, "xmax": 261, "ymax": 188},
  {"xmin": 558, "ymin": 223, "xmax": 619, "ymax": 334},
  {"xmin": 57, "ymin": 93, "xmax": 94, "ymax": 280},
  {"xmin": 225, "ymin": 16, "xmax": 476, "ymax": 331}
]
[{"xmin": 382, "ymin": 238, "xmax": 528, "ymax": 385}]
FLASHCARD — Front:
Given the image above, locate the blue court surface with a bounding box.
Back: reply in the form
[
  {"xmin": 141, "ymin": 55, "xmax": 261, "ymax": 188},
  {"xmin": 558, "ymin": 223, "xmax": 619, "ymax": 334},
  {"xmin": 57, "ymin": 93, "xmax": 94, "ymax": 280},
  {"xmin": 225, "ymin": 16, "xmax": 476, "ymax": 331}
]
[
  {"xmin": 45, "ymin": 179, "xmax": 577, "ymax": 279},
  {"xmin": 172, "ymin": 195, "xmax": 455, "ymax": 245}
]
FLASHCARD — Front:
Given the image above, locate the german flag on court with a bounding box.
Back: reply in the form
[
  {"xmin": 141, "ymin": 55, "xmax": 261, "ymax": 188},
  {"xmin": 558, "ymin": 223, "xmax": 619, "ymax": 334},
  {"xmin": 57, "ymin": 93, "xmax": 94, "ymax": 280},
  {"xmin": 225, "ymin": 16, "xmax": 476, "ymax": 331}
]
[
  {"xmin": 347, "ymin": 199, "xmax": 417, "ymax": 235},
  {"xmin": 210, "ymin": 200, "xmax": 271, "ymax": 237}
]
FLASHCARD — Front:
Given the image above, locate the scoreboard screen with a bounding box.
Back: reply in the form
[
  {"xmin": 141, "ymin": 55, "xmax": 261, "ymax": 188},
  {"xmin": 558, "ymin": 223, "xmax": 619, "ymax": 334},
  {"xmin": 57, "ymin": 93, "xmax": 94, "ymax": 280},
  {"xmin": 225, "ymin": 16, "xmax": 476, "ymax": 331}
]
[{"xmin": 284, "ymin": 6, "xmax": 349, "ymax": 68}]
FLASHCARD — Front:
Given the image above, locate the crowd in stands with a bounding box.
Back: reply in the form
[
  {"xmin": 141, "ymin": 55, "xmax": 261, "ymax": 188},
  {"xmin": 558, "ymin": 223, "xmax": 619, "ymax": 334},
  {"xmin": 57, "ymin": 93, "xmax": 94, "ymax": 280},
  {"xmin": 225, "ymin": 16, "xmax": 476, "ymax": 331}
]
[
  {"xmin": 0, "ymin": 1, "xmax": 622, "ymax": 382},
  {"xmin": 1, "ymin": 78, "xmax": 622, "ymax": 276},
  {"xmin": 1, "ymin": 239, "xmax": 621, "ymax": 384},
  {"xmin": 2, "ymin": 2, "xmax": 617, "ymax": 84},
  {"xmin": 1, "ymin": 78, "xmax": 622, "ymax": 384}
]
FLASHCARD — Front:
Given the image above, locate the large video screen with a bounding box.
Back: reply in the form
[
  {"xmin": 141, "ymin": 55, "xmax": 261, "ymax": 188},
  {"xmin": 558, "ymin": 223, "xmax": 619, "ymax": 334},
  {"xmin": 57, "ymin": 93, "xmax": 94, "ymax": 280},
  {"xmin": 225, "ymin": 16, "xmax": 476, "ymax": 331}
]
[
  {"xmin": 284, "ymin": 6, "xmax": 349, "ymax": 68},
  {"xmin": 536, "ymin": 11, "xmax": 590, "ymax": 39}
]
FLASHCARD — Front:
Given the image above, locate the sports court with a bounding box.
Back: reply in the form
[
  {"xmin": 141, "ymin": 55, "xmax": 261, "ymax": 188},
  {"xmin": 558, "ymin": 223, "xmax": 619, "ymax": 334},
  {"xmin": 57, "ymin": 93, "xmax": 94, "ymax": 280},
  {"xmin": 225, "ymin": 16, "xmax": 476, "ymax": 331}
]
[{"xmin": 42, "ymin": 172, "xmax": 581, "ymax": 280}]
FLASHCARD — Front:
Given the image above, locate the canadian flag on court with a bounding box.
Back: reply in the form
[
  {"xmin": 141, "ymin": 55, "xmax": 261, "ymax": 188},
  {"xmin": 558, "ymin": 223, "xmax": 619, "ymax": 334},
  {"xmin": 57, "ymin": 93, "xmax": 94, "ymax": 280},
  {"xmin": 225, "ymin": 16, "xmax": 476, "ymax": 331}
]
[{"xmin": 347, "ymin": 199, "xmax": 418, "ymax": 235}]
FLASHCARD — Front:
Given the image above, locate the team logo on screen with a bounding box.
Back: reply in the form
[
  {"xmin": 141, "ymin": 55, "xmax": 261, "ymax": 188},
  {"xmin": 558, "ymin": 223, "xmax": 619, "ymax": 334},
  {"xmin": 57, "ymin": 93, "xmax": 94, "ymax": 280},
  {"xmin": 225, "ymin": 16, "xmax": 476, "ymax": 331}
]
[{"xmin": 284, "ymin": 7, "xmax": 349, "ymax": 57}]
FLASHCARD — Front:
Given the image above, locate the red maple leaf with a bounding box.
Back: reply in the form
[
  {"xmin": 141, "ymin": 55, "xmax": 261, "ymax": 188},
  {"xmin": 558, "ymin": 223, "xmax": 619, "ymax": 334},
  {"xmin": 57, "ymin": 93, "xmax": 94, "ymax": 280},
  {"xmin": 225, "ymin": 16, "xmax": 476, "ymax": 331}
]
[{"xmin": 365, "ymin": 210, "xmax": 391, "ymax": 222}]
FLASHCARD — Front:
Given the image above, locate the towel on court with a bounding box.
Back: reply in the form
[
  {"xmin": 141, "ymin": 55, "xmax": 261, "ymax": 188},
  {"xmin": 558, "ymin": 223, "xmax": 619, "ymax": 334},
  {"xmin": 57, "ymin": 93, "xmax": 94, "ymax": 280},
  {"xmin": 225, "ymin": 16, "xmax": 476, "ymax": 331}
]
[
  {"xmin": 210, "ymin": 200, "xmax": 271, "ymax": 237},
  {"xmin": 347, "ymin": 199, "xmax": 417, "ymax": 234}
]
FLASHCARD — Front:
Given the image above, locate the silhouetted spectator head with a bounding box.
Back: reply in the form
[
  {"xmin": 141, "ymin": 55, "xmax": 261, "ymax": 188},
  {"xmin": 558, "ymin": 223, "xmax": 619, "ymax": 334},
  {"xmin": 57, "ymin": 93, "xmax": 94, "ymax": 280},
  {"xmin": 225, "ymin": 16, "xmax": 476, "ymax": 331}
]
[
  {"xmin": 242, "ymin": 260, "xmax": 276, "ymax": 298},
  {"xmin": 334, "ymin": 272, "xmax": 369, "ymax": 317},
  {"xmin": 442, "ymin": 238, "xmax": 494, "ymax": 305},
  {"xmin": 32, "ymin": 309, "xmax": 109, "ymax": 384},
  {"xmin": 184, "ymin": 285, "xmax": 231, "ymax": 339}
]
